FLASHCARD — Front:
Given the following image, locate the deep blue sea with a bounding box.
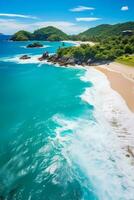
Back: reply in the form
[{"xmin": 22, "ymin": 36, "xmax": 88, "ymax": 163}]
[{"xmin": 0, "ymin": 40, "xmax": 134, "ymax": 200}]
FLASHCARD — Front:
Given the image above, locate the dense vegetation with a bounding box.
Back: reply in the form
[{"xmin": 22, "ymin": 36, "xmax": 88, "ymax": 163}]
[
  {"xmin": 11, "ymin": 30, "xmax": 32, "ymax": 41},
  {"xmin": 11, "ymin": 21, "xmax": 134, "ymax": 65},
  {"xmin": 77, "ymin": 22, "xmax": 134, "ymax": 42},
  {"xmin": 11, "ymin": 21, "xmax": 134, "ymax": 42},
  {"xmin": 57, "ymin": 35, "xmax": 134, "ymax": 63},
  {"xmin": 33, "ymin": 26, "xmax": 68, "ymax": 41},
  {"xmin": 11, "ymin": 26, "xmax": 68, "ymax": 41}
]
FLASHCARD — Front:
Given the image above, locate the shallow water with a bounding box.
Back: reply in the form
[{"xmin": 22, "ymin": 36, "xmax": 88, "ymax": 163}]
[{"xmin": 0, "ymin": 40, "xmax": 134, "ymax": 200}]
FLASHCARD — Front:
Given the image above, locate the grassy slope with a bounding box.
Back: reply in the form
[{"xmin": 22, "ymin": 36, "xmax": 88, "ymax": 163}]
[{"xmin": 116, "ymin": 55, "xmax": 134, "ymax": 67}]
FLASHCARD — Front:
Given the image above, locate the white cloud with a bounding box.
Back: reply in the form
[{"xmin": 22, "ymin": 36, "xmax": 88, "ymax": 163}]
[
  {"xmin": 121, "ymin": 6, "xmax": 129, "ymax": 11},
  {"xmin": 76, "ymin": 17, "xmax": 101, "ymax": 22},
  {"xmin": 70, "ymin": 6, "xmax": 95, "ymax": 12},
  {"xmin": 0, "ymin": 13, "xmax": 38, "ymax": 19},
  {"xmin": 0, "ymin": 19, "xmax": 30, "ymax": 34},
  {"xmin": 0, "ymin": 19, "xmax": 89, "ymax": 35}
]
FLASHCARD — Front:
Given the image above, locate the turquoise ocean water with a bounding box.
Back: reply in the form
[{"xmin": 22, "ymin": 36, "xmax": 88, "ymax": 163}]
[{"xmin": 0, "ymin": 40, "xmax": 134, "ymax": 200}]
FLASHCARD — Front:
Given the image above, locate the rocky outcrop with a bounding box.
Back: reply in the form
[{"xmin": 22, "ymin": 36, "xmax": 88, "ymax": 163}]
[
  {"xmin": 27, "ymin": 42, "xmax": 43, "ymax": 48},
  {"xmin": 20, "ymin": 55, "xmax": 31, "ymax": 60},
  {"xmin": 46, "ymin": 55, "xmax": 73, "ymax": 66},
  {"xmin": 19, "ymin": 52, "xmax": 95, "ymax": 66},
  {"xmin": 38, "ymin": 52, "xmax": 49, "ymax": 61},
  {"xmin": 37, "ymin": 52, "xmax": 95, "ymax": 66}
]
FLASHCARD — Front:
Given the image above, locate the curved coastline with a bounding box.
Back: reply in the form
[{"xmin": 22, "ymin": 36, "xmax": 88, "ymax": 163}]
[
  {"xmin": 3, "ymin": 52, "xmax": 134, "ymax": 114},
  {"xmin": 95, "ymin": 63, "xmax": 134, "ymax": 112},
  {"xmin": 4, "ymin": 51, "xmax": 134, "ymax": 162},
  {"xmin": 1, "ymin": 45, "xmax": 134, "ymax": 198}
]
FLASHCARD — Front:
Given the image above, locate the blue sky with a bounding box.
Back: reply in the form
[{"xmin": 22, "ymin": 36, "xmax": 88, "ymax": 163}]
[{"xmin": 0, "ymin": 0, "xmax": 134, "ymax": 34}]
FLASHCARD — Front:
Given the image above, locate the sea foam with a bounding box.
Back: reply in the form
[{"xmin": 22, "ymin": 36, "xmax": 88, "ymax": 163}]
[
  {"xmin": 81, "ymin": 67, "xmax": 134, "ymax": 153},
  {"xmin": 0, "ymin": 54, "xmax": 52, "ymax": 67},
  {"xmin": 51, "ymin": 67, "xmax": 134, "ymax": 200},
  {"xmin": 52, "ymin": 114, "xmax": 134, "ymax": 200}
]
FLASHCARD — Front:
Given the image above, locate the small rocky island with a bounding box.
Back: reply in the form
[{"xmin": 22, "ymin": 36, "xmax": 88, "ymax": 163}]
[
  {"xmin": 27, "ymin": 42, "xmax": 43, "ymax": 48},
  {"xmin": 20, "ymin": 55, "xmax": 31, "ymax": 60}
]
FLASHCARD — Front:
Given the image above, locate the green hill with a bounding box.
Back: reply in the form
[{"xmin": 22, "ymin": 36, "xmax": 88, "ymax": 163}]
[
  {"xmin": 78, "ymin": 22, "xmax": 134, "ymax": 41},
  {"xmin": 11, "ymin": 30, "xmax": 32, "ymax": 41},
  {"xmin": 33, "ymin": 26, "xmax": 68, "ymax": 41},
  {"xmin": 11, "ymin": 26, "xmax": 68, "ymax": 41},
  {"xmin": 11, "ymin": 22, "xmax": 134, "ymax": 42}
]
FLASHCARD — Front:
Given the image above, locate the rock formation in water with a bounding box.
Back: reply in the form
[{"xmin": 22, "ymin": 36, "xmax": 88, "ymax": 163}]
[{"xmin": 27, "ymin": 42, "xmax": 43, "ymax": 48}]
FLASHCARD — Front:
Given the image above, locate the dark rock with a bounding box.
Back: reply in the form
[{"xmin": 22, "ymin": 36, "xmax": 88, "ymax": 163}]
[
  {"xmin": 76, "ymin": 60, "xmax": 82, "ymax": 65},
  {"xmin": 20, "ymin": 55, "xmax": 31, "ymax": 60},
  {"xmin": 126, "ymin": 154, "xmax": 130, "ymax": 158},
  {"xmin": 87, "ymin": 59, "xmax": 93, "ymax": 65},
  {"xmin": 66, "ymin": 57, "xmax": 76, "ymax": 65},
  {"xmin": 48, "ymin": 54, "xmax": 59, "ymax": 62},
  {"xmin": 38, "ymin": 52, "xmax": 49, "ymax": 61},
  {"xmin": 57, "ymin": 57, "xmax": 68, "ymax": 66},
  {"xmin": 27, "ymin": 42, "xmax": 43, "ymax": 48}
]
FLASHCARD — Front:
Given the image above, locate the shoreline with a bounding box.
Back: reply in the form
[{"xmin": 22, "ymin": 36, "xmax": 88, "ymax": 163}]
[
  {"xmin": 95, "ymin": 65, "xmax": 134, "ymax": 161},
  {"xmin": 95, "ymin": 62, "xmax": 134, "ymax": 112},
  {"xmin": 62, "ymin": 40, "xmax": 96, "ymax": 47},
  {"xmin": 3, "ymin": 52, "xmax": 134, "ymax": 161},
  {"xmin": 5, "ymin": 51, "xmax": 134, "ymax": 113},
  {"xmin": 84, "ymin": 67, "xmax": 134, "ymax": 163}
]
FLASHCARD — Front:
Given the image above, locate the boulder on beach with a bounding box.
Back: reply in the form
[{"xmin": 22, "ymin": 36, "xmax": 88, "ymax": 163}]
[
  {"xmin": 27, "ymin": 42, "xmax": 43, "ymax": 48},
  {"xmin": 20, "ymin": 55, "xmax": 31, "ymax": 60}
]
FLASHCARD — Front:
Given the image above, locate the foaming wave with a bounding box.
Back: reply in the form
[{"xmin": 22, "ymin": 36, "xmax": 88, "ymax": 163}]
[
  {"xmin": 81, "ymin": 68, "xmax": 134, "ymax": 154},
  {"xmin": 51, "ymin": 68, "xmax": 134, "ymax": 200},
  {"xmin": 1, "ymin": 53, "xmax": 56, "ymax": 67},
  {"xmin": 52, "ymin": 112, "xmax": 134, "ymax": 200},
  {"xmin": 1, "ymin": 54, "xmax": 49, "ymax": 66}
]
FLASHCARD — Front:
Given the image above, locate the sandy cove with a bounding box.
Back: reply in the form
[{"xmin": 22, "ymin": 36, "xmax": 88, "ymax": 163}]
[{"xmin": 96, "ymin": 62, "xmax": 134, "ymax": 113}]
